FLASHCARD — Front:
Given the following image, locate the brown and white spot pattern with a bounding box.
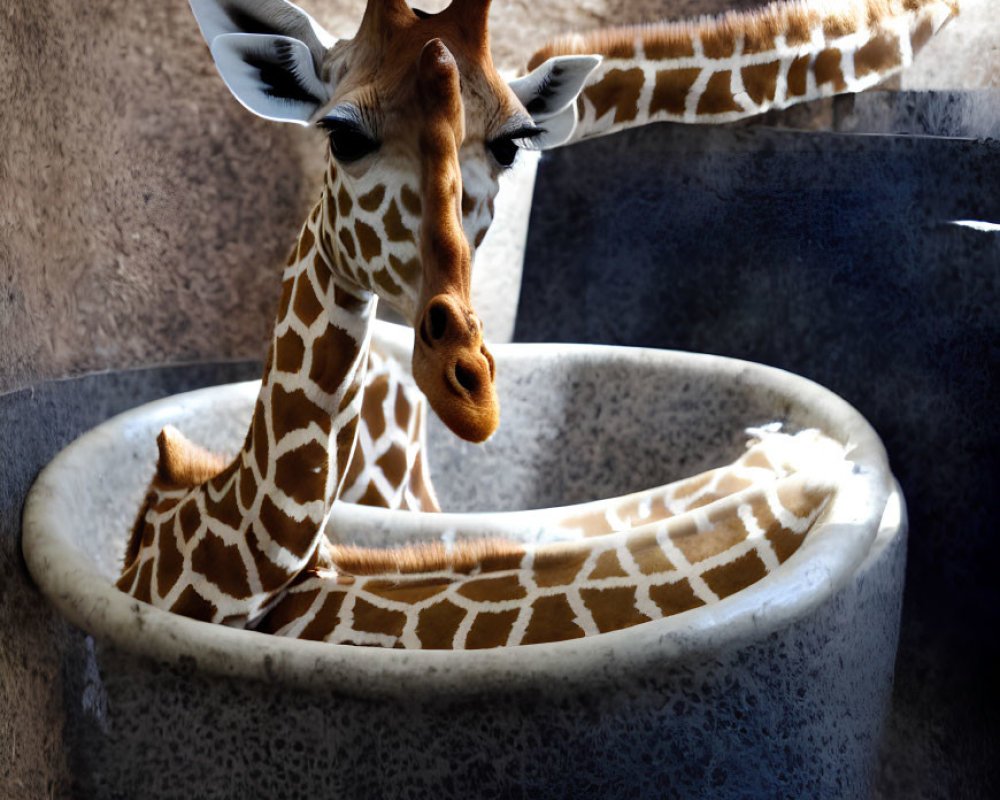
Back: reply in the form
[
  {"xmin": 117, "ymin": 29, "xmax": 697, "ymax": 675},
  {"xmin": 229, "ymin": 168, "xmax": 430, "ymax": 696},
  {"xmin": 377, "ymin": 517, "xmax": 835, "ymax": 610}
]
[
  {"xmin": 256, "ymin": 429, "xmax": 849, "ymax": 648},
  {"xmin": 119, "ymin": 211, "xmax": 375, "ymax": 626},
  {"xmin": 120, "ymin": 0, "xmax": 948, "ymax": 648},
  {"xmin": 338, "ymin": 346, "xmax": 441, "ymax": 513},
  {"xmin": 527, "ymin": 0, "xmax": 958, "ymax": 141}
]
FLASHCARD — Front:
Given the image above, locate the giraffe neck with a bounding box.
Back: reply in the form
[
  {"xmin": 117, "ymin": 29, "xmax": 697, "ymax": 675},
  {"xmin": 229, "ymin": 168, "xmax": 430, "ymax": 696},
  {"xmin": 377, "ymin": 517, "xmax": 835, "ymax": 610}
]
[
  {"xmin": 529, "ymin": 0, "xmax": 957, "ymax": 142},
  {"xmin": 258, "ymin": 429, "xmax": 848, "ymax": 647},
  {"xmin": 241, "ymin": 199, "xmax": 376, "ymax": 563},
  {"xmin": 118, "ymin": 200, "xmax": 378, "ymax": 625},
  {"xmin": 339, "ymin": 346, "xmax": 441, "ymax": 512}
]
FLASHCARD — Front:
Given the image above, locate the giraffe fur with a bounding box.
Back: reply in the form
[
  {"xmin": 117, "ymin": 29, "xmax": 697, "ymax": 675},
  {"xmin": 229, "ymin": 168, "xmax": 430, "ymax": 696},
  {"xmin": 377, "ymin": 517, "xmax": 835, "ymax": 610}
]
[
  {"xmin": 257, "ymin": 428, "xmax": 849, "ymax": 648},
  {"xmin": 527, "ymin": 0, "xmax": 958, "ymax": 141},
  {"xmin": 117, "ymin": 0, "xmax": 953, "ymax": 646},
  {"xmin": 118, "ymin": 0, "xmax": 595, "ymax": 629}
]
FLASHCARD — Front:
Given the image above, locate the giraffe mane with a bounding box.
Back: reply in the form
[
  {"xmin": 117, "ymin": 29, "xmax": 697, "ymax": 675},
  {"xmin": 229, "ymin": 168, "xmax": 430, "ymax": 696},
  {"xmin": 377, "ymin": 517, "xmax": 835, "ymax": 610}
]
[
  {"xmin": 155, "ymin": 424, "xmax": 230, "ymax": 488},
  {"xmin": 122, "ymin": 492, "xmax": 154, "ymax": 573},
  {"xmin": 527, "ymin": 0, "xmax": 953, "ymax": 70},
  {"xmin": 329, "ymin": 538, "xmax": 526, "ymax": 576}
]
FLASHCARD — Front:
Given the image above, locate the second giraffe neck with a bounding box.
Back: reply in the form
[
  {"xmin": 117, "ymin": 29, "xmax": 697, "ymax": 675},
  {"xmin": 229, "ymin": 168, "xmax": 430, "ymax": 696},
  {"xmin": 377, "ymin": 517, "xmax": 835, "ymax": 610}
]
[{"xmin": 530, "ymin": 0, "xmax": 958, "ymax": 140}]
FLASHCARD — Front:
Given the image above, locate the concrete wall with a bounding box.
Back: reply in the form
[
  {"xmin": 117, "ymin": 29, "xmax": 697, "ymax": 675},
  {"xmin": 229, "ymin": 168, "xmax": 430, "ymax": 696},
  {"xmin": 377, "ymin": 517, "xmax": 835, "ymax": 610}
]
[
  {"xmin": 516, "ymin": 92, "xmax": 1000, "ymax": 800},
  {"xmin": 2, "ymin": 1, "xmax": 995, "ymax": 386},
  {"xmin": 1, "ymin": 1, "xmax": 314, "ymax": 794},
  {"xmin": 0, "ymin": 0, "xmax": 321, "ymax": 393},
  {"xmin": 1, "ymin": 1, "xmax": 996, "ymax": 797}
]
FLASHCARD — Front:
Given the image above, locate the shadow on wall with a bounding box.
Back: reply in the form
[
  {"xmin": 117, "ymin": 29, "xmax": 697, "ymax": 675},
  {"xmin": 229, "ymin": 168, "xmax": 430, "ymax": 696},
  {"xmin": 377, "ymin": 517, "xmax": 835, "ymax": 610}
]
[
  {"xmin": 516, "ymin": 92, "xmax": 1000, "ymax": 799},
  {"xmin": 0, "ymin": 0, "xmax": 322, "ymax": 394},
  {"xmin": 0, "ymin": 0, "xmax": 318, "ymax": 796}
]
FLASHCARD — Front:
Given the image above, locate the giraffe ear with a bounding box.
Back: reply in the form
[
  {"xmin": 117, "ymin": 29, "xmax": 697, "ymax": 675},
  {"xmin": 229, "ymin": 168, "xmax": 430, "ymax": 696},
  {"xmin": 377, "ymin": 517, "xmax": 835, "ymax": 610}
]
[
  {"xmin": 189, "ymin": 0, "xmax": 335, "ymax": 58},
  {"xmin": 209, "ymin": 33, "xmax": 332, "ymax": 124},
  {"xmin": 191, "ymin": 0, "xmax": 335, "ymax": 125},
  {"xmin": 508, "ymin": 55, "xmax": 601, "ymax": 148}
]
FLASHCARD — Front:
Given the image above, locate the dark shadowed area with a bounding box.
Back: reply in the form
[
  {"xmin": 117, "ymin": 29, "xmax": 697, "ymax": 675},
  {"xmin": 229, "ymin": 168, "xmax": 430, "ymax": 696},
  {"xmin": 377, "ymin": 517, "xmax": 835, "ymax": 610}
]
[{"xmin": 516, "ymin": 92, "xmax": 1000, "ymax": 799}]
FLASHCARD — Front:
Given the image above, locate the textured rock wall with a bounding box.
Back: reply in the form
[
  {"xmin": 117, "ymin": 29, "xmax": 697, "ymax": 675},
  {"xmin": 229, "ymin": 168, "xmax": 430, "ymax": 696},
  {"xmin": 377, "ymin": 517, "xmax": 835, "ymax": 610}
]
[
  {"xmin": 1, "ymin": 0, "xmax": 995, "ymax": 392},
  {"xmin": 0, "ymin": 0, "xmax": 323, "ymax": 394},
  {"xmin": 0, "ymin": 1, "xmax": 995, "ymax": 798},
  {"xmin": 2, "ymin": 0, "xmax": 756, "ymax": 393}
]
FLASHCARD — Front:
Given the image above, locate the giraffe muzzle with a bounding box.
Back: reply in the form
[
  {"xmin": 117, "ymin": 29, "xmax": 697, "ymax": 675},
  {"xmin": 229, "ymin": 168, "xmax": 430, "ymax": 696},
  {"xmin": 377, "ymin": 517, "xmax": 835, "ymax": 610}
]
[{"xmin": 412, "ymin": 293, "xmax": 498, "ymax": 443}]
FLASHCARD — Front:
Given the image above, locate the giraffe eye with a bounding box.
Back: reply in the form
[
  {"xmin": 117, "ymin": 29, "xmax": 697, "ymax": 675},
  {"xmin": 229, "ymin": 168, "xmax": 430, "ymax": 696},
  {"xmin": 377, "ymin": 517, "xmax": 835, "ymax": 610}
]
[
  {"xmin": 487, "ymin": 124, "xmax": 543, "ymax": 168},
  {"xmin": 319, "ymin": 117, "xmax": 379, "ymax": 163},
  {"xmin": 486, "ymin": 136, "xmax": 519, "ymax": 168},
  {"xmin": 328, "ymin": 126, "xmax": 379, "ymax": 162}
]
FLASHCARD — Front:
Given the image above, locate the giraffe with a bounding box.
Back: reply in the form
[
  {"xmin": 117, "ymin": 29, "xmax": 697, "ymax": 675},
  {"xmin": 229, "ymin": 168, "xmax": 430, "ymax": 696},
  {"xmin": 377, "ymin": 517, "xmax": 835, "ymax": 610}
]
[
  {"xmin": 338, "ymin": 0, "xmax": 959, "ymax": 517},
  {"xmin": 117, "ymin": 0, "xmax": 599, "ymax": 626},
  {"xmin": 524, "ymin": 0, "xmax": 959, "ymax": 145},
  {"xmin": 338, "ymin": 345, "xmax": 440, "ymax": 512},
  {"xmin": 118, "ymin": 0, "xmax": 951, "ymax": 643},
  {"xmin": 260, "ymin": 427, "xmax": 850, "ymax": 648}
]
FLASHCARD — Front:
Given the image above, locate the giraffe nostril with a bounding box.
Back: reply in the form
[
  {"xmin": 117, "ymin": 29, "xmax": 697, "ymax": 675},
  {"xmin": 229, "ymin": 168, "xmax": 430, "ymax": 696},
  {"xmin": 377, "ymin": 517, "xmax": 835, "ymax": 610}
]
[
  {"xmin": 427, "ymin": 302, "xmax": 448, "ymax": 341},
  {"xmin": 453, "ymin": 361, "xmax": 480, "ymax": 395},
  {"xmin": 481, "ymin": 345, "xmax": 495, "ymax": 381}
]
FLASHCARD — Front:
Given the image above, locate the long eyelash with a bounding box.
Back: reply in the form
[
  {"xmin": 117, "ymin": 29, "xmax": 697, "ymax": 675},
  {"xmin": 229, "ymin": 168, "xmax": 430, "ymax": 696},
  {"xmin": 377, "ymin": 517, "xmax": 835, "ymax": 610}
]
[
  {"xmin": 504, "ymin": 124, "xmax": 544, "ymax": 141},
  {"xmin": 317, "ymin": 105, "xmax": 365, "ymax": 132},
  {"xmin": 317, "ymin": 118, "xmax": 358, "ymax": 133},
  {"xmin": 486, "ymin": 125, "xmax": 545, "ymax": 158}
]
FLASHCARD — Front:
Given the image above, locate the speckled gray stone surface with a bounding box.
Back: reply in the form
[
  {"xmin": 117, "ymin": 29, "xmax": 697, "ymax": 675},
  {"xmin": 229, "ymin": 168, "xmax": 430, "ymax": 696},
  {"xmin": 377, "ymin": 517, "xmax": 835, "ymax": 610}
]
[
  {"xmin": 426, "ymin": 346, "xmax": 858, "ymax": 512},
  {"xmin": 23, "ymin": 341, "xmax": 900, "ymax": 799},
  {"xmin": 516, "ymin": 114, "xmax": 1000, "ymax": 798},
  {"xmin": 0, "ymin": 362, "xmax": 259, "ymax": 799},
  {"xmin": 66, "ymin": 517, "xmax": 903, "ymax": 800}
]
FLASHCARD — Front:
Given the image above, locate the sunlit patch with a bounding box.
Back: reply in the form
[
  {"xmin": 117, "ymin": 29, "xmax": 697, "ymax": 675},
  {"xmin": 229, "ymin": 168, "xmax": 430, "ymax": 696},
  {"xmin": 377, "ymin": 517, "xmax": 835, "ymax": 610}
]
[{"xmin": 950, "ymin": 219, "xmax": 1000, "ymax": 233}]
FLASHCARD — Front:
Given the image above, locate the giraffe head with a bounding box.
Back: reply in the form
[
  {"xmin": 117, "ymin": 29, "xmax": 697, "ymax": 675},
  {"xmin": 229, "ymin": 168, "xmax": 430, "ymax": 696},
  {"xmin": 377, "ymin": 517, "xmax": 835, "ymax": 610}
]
[{"xmin": 190, "ymin": 0, "xmax": 599, "ymax": 442}]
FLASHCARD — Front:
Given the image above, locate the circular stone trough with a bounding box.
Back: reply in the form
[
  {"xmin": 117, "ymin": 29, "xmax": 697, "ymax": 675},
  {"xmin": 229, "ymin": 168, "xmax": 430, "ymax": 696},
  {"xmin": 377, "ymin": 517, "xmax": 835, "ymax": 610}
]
[{"xmin": 22, "ymin": 324, "xmax": 904, "ymax": 799}]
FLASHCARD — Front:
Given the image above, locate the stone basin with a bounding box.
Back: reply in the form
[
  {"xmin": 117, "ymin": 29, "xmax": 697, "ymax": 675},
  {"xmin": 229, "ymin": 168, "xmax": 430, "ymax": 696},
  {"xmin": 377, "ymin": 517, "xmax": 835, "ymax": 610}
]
[{"xmin": 22, "ymin": 323, "xmax": 904, "ymax": 799}]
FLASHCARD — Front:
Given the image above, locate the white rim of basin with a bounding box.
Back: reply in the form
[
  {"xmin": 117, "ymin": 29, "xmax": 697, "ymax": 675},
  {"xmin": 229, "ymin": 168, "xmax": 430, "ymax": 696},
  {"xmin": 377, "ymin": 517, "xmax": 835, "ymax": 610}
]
[{"xmin": 22, "ymin": 337, "xmax": 893, "ymax": 700}]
